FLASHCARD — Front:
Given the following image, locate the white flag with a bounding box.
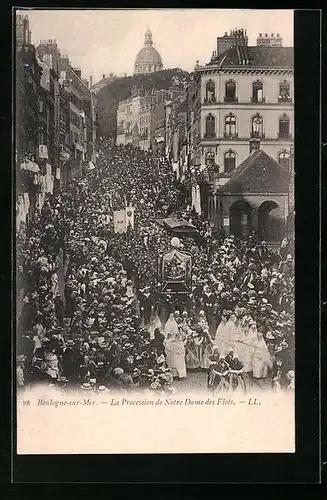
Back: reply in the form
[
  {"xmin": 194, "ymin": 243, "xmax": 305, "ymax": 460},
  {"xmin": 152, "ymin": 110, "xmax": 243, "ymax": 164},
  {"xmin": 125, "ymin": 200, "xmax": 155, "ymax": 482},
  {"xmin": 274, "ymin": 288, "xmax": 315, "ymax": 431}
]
[
  {"xmin": 125, "ymin": 206, "xmax": 135, "ymax": 230},
  {"xmin": 113, "ymin": 210, "xmax": 126, "ymax": 233}
]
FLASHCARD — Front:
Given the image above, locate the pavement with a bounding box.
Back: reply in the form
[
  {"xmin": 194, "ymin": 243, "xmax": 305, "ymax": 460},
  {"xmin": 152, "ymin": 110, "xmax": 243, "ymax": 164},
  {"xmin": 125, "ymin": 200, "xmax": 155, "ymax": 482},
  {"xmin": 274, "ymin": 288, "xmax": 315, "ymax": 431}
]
[{"xmin": 172, "ymin": 370, "xmax": 208, "ymax": 393}]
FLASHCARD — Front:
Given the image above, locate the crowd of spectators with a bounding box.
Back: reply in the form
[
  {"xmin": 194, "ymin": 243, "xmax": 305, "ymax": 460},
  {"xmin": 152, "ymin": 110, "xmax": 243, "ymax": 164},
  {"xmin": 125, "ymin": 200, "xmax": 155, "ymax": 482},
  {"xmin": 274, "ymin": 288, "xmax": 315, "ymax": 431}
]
[{"xmin": 17, "ymin": 139, "xmax": 295, "ymax": 395}]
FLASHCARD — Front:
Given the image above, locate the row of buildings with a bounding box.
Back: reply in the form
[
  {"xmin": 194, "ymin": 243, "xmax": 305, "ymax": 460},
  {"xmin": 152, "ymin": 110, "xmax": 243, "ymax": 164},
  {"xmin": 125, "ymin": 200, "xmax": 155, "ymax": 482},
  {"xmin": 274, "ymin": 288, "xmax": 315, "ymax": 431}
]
[
  {"xmin": 15, "ymin": 14, "xmax": 97, "ymax": 232},
  {"xmin": 116, "ymin": 29, "xmax": 294, "ymax": 243}
]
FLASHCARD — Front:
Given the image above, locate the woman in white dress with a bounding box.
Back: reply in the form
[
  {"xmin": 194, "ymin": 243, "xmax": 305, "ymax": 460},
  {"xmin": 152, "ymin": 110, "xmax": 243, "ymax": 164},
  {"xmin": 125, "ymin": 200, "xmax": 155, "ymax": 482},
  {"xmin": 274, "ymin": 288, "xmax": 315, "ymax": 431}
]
[
  {"xmin": 164, "ymin": 313, "xmax": 187, "ymax": 379},
  {"xmin": 147, "ymin": 305, "xmax": 163, "ymax": 340},
  {"xmin": 215, "ymin": 312, "xmax": 237, "ymax": 355},
  {"xmin": 250, "ymin": 331, "xmax": 273, "ymax": 386}
]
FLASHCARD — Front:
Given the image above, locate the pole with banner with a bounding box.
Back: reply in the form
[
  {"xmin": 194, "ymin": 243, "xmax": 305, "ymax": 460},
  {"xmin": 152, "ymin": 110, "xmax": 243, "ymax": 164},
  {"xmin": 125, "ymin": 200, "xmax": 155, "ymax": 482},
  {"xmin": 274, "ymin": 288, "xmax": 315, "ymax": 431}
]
[
  {"xmin": 125, "ymin": 206, "xmax": 135, "ymax": 230},
  {"xmin": 113, "ymin": 210, "xmax": 126, "ymax": 233}
]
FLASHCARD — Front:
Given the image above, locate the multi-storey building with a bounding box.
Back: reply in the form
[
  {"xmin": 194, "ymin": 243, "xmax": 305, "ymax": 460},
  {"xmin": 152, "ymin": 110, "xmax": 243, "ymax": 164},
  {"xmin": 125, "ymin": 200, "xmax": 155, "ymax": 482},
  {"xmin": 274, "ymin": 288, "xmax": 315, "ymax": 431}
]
[
  {"xmin": 59, "ymin": 63, "xmax": 96, "ymax": 178},
  {"xmin": 15, "ymin": 15, "xmax": 43, "ymax": 228},
  {"xmin": 188, "ymin": 29, "xmax": 294, "ymax": 242},
  {"xmin": 116, "ymin": 88, "xmax": 154, "ymax": 150}
]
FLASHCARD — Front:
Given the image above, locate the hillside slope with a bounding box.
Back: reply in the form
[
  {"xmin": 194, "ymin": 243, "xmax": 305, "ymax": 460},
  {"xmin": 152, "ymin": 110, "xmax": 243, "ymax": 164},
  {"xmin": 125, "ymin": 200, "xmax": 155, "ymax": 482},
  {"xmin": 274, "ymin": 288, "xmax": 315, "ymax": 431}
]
[{"xmin": 95, "ymin": 68, "xmax": 190, "ymax": 138}]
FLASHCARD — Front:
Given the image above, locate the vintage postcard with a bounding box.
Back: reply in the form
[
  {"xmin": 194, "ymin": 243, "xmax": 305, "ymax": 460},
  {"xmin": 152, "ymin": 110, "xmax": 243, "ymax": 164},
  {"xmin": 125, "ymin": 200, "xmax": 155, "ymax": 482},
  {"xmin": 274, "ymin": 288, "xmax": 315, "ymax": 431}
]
[{"xmin": 15, "ymin": 8, "xmax": 295, "ymax": 455}]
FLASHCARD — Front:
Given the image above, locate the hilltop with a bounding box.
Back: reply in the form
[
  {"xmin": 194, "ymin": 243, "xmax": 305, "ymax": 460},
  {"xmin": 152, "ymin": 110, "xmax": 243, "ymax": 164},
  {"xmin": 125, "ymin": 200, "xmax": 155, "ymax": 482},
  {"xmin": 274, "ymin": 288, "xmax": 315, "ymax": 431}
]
[{"xmin": 94, "ymin": 68, "xmax": 191, "ymax": 138}]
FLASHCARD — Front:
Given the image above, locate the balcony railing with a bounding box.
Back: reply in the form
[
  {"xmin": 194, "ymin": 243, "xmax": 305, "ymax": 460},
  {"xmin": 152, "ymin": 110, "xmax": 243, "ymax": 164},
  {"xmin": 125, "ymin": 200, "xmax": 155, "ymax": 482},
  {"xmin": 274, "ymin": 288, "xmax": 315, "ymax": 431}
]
[
  {"xmin": 224, "ymin": 96, "xmax": 238, "ymax": 103},
  {"xmin": 203, "ymin": 133, "xmax": 217, "ymax": 140},
  {"xmin": 250, "ymin": 97, "xmax": 266, "ymax": 103},
  {"xmin": 217, "ymin": 171, "xmax": 233, "ymax": 179},
  {"xmin": 250, "ymin": 132, "xmax": 265, "ymax": 139},
  {"xmin": 277, "ymin": 132, "xmax": 292, "ymax": 139},
  {"xmin": 278, "ymin": 95, "xmax": 292, "ymax": 103},
  {"xmin": 203, "ymin": 96, "xmax": 217, "ymax": 104},
  {"xmin": 223, "ymin": 132, "xmax": 239, "ymax": 139}
]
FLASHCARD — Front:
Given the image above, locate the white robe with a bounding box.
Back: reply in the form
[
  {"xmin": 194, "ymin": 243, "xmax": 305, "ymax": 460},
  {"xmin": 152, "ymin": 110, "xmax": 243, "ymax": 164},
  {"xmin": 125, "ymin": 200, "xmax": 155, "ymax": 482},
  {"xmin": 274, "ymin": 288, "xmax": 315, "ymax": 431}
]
[
  {"xmin": 164, "ymin": 332, "xmax": 186, "ymax": 378},
  {"xmin": 163, "ymin": 314, "xmax": 179, "ymax": 338},
  {"xmin": 147, "ymin": 307, "xmax": 163, "ymax": 340},
  {"xmin": 251, "ymin": 337, "xmax": 272, "ymax": 378},
  {"xmin": 214, "ymin": 316, "xmax": 236, "ymax": 355}
]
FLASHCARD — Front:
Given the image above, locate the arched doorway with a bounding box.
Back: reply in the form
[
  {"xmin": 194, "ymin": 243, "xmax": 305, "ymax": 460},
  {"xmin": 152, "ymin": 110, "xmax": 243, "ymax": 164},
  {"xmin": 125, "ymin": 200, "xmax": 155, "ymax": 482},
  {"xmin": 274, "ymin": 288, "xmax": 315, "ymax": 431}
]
[
  {"xmin": 258, "ymin": 201, "xmax": 283, "ymax": 242},
  {"xmin": 230, "ymin": 200, "xmax": 253, "ymax": 238}
]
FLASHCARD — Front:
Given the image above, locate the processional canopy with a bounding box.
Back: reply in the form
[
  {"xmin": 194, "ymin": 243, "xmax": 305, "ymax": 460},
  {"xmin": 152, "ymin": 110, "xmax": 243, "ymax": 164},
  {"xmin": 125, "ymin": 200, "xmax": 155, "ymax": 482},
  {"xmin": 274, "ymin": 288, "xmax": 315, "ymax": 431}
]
[{"xmin": 158, "ymin": 237, "xmax": 192, "ymax": 293}]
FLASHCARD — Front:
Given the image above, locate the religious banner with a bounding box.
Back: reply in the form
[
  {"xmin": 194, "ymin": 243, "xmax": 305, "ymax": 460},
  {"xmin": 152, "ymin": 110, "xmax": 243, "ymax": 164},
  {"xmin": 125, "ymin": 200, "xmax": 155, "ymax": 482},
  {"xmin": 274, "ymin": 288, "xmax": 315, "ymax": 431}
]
[
  {"xmin": 113, "ymin": 210, "xmax": 126, "ymax": 233},
  {"xmin": 125, "ymin": 206, "xmax": 135, "ymax": 230}
]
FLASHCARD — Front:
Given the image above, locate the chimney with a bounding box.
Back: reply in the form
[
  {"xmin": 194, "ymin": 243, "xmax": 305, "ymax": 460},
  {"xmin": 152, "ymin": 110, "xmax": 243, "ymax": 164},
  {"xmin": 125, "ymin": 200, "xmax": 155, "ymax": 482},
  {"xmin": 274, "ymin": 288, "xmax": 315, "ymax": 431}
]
[
  {"xmin": 90, "ymin": 75, "xmax": 93, "ymax": 88},
  {"xmin": 102, "ymin": 74, "xmax": 105, "ymax": 80}
]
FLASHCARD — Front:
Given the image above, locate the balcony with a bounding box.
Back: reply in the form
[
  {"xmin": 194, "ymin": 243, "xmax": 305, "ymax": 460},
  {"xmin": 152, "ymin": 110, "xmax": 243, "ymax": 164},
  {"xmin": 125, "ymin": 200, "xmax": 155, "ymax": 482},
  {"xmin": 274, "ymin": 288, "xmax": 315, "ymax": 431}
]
[
  {"xmin": 223, "ymin": 132, "xmax": 239, "ymax": 139},
  {"xmin": 217, "ymin": 171, "xmax": 233, "ymax": 179},
  {"xmin": 250, "ymin": 97, "xmax": 266, "ymax": 103},
  {"xmin": 250, "ymin": 132, "xmax": 265, "ymax": 139},
  {"xmin": 278, "ymin": 95, "xmax": 292, "ymax": 103},
  {"xmin": 192, "ymin": 168, "xmax": 216, "ymax": 185},
  {"xmin": 277, "ymin": 132, "xmax": 292, "ymax": 139},
  {"xmin": 224, "ymin": 96, "xmax": 238, "ymax": 103},
  {"xmin": 203, "ymin": 96, "xmax": 217, "ymax": 104}
]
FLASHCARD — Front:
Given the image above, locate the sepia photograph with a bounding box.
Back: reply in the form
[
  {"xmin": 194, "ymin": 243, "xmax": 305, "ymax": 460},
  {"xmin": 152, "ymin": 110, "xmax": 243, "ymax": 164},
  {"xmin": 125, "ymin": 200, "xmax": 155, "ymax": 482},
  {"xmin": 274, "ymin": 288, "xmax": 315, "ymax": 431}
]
[{"xmin": 15, "ymin": 8, "xmax": 296, "ymax": 455}]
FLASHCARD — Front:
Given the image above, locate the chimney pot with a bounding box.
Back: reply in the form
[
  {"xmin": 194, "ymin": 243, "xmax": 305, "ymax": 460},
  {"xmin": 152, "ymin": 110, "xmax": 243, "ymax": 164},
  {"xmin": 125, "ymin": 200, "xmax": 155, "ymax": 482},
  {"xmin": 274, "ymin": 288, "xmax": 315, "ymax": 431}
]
[
  {"xmin": 265, "ymin": 33, "xmax": 268, "ymax": 37},
  {"xmin": 271, "ymin": 33, "xmax": 274, "ymax": 37},
  {"xmin": 277, "ymin": 33, "xmax": 280, "ymax": 37}
]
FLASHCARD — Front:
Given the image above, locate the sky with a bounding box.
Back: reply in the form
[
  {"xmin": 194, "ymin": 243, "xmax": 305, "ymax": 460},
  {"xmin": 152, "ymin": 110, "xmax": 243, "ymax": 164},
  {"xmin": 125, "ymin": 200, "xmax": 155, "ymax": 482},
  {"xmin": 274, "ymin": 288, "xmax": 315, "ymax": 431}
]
[{"xmin": 18, "ymin": 9, "xmax": 294, "ymax": 84}]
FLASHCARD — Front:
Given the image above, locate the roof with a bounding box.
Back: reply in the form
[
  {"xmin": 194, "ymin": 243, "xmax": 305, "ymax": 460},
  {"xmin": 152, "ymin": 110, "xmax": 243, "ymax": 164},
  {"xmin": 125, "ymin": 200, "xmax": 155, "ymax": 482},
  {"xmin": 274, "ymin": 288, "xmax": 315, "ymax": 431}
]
[
  {"xmin": 208, "ymin": 46, "xmax": 293, "ymax": 69},
  {"xmin": 135, "ymin": 46, "xmax": 163, "ymax": 65},
  {"xmin": 157, "ymin": 217, "xmax": 197, "ymax": 233},
  {"xmin": 217, "ymin": 150, "xmax": 290, "ymax": 194}
]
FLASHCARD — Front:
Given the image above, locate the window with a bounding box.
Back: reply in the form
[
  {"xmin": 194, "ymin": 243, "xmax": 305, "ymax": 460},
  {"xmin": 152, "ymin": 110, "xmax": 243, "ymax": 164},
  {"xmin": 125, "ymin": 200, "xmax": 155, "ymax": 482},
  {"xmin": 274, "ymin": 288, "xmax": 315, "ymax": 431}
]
[
  {"xmin": 224, "ymin": 150, "xmax": 236, "ymax": 174},
  {"xmin": 205, "ymin": 80, "xmax": 216, "ymax": 103},
  {"xmin": 278, "ymin": 114, "xmax": 290, "ymax": 138},
  {"xmin": 205, "ymin": 150, "xmax": 215, "ymax": 166},
  {"xmin": 224, "ymin": 113, "xmax": 237, "ymax": 138},
  {"xmin": 205, "ymin": 114, "xmax": 215, "ymax": 137},
  {"xmin": 278, "ymin": 150, "xmax": 290, "ymax": 169},
  {"xmin": 252, "ymin": 81, "xmax": 264, "ymax": 103},
  {"xmin": 225, "ymin": 80, "xmax": 237, "ymax": 102},
  {"xmin": 39, "ymin": 99, "xmax": 44, "ymax": 113},
  {"xmin": 279, "ymin": 81, "xmax": 291, "ymax": 102},
  {"xmin": 251, "ymin": 114, "xmax": 264, "ymax": 138}
]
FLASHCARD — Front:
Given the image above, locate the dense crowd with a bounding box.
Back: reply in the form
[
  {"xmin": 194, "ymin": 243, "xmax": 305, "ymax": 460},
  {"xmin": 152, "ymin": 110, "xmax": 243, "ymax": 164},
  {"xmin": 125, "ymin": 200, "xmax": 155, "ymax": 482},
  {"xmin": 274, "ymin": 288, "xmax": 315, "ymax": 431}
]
[{"xmin": 17, "ymin": 139, "xmax": 295, "ymax": 396}]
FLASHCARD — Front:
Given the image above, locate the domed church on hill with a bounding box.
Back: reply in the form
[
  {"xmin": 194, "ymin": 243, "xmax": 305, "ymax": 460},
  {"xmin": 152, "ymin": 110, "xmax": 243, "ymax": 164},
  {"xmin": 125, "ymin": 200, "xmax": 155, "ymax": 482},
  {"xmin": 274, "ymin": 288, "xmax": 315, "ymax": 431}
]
[{"xmin": 134, "ymin": 28, "xmax": 163, "ymax": 75}]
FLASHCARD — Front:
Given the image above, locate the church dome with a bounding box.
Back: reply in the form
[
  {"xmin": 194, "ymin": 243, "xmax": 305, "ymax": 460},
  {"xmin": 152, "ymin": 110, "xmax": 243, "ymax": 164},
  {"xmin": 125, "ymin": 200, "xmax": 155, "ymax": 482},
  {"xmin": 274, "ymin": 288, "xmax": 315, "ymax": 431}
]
[
  {"xmin": 135, "ymin": 46, "xmax": 163, "ymax": 65},
  {"xmin": 134, "ymin": 28, "xmax": 163, "ymax": 75}
]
